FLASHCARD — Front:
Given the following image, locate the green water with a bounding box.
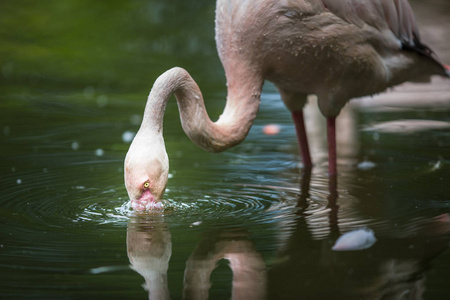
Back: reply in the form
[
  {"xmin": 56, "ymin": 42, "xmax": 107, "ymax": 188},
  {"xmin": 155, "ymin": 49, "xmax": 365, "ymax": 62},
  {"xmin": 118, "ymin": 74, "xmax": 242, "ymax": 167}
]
[{"xmin": 1, "ymin": 1, "xmax": 450, "ymax": 299}]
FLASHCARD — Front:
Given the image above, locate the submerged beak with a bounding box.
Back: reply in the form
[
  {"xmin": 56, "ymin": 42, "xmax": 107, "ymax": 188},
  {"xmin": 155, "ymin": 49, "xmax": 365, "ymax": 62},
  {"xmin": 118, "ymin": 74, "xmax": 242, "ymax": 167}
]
[{"xmin": 131, "ymin": 189, "xmax": 162, "ymax": 211}]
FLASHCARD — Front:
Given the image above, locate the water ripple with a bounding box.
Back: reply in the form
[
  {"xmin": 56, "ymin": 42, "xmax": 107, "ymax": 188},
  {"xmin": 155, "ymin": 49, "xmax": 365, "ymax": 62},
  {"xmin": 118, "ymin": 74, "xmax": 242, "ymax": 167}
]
[{"xmin": 162, "ymin": 187, "xmax": 277, "ymax": 227}]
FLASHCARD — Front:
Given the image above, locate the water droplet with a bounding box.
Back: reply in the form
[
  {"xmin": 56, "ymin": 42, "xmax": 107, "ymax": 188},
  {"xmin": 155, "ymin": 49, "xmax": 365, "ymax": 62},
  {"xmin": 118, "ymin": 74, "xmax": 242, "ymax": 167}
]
[
  {"xmin": 95, "ymin": 149, "xmax": 104, "ymax": 156},
  {"xmin": 122, "ymin": 131, "xmax": 135, "ymax": 143},
  {"xmin": 96, "ymin": 95, "xmax": 108, "ymax": 108},
  {"xmin": 71, "ymin": 141, "xmax": 80, "ymax": 151},
  {"xmin": 83, "ymin": 86, "xmax": 95, "ymax": 99}
]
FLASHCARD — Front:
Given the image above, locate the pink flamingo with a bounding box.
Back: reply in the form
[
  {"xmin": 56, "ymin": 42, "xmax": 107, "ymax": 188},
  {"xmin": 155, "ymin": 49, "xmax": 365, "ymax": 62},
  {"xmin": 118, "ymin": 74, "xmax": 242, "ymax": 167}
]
[{"xmin": 125, "ymin": 0, "xmax": 449, "ymax": 211}]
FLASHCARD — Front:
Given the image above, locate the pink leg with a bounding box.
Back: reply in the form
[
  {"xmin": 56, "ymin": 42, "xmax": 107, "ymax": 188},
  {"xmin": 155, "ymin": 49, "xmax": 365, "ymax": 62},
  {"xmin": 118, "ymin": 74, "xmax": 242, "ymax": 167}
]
[
  {"xmin": 327, "ymin": 117, "xmax": 337, "ymax": 176},
  {"xmin": 292, "ymin": 111, "xmax": 312, "ymax": 168}
]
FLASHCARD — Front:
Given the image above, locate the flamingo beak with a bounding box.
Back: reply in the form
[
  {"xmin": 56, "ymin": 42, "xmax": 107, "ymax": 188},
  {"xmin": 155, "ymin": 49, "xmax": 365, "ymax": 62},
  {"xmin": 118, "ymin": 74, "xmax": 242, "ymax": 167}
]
[{"xmin": 131, "ymin": 189, "xmax": 162, "ymax": 211}]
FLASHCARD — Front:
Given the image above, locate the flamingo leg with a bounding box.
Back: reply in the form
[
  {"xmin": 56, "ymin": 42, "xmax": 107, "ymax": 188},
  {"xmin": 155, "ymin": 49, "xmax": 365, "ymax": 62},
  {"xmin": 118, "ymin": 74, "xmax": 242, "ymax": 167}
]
[
  {"xmin": 292, "ymin": 111, "xmax": 312, "ymax": 168},
  {"xmin": 327, "ymin": 117, "xmax": 337, "ymax": 176}
]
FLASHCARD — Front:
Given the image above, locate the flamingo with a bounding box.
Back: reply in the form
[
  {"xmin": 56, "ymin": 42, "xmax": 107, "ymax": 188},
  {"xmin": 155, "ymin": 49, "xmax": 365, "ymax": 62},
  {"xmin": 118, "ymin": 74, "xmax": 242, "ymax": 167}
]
[{"xmin": 125, "ymin": 0, "xmax": 449, "ymax": 211}]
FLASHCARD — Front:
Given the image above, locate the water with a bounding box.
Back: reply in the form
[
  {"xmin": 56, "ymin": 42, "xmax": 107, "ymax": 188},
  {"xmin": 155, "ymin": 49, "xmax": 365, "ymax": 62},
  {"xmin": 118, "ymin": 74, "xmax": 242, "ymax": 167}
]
[{"xmin": 1, "ymin": 0, "xmax": 450, "ymax": 299}]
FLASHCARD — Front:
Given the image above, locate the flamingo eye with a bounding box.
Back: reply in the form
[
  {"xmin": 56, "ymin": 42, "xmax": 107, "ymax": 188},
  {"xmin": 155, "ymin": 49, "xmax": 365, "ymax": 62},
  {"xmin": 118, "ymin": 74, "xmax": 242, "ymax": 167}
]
[{"xmin": 143, "ymin": 181, "xmax": 150, "ymax": 189}]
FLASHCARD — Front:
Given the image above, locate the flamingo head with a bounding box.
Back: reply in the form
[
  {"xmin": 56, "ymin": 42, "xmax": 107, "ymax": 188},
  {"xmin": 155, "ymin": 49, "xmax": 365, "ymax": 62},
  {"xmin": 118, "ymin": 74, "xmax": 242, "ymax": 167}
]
[{"xmin": 124, "ymin": 132, "xmax": 169, "ymax": 211}]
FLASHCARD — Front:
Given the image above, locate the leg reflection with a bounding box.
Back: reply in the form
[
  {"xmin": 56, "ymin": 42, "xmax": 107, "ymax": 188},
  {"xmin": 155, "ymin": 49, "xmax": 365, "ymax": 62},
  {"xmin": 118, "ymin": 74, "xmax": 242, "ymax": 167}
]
[
  {"xmin": 295, "ymin": 168, "xmax": 340, "ymax": 238},
  {"xmin": 327, "ymin": 174, "xmax": 340, "ymax": 237},
  {"xmin": 270, "ymin": 168, "xmax": 450, "ymax": 299},
  {"xmin": 296, "ymin": 167, "xmax": 311, "ymax": 211},
  {"xmin": 183, "ymin": 229, "xmax": 267, "ymax": 300}
]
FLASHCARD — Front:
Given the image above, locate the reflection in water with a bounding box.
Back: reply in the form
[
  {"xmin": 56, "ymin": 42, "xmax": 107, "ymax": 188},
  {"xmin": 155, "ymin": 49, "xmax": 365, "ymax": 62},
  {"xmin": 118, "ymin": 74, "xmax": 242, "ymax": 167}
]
[
  {"xmin": 126, "ymin": 172, "xmax": 449, "ymax": 300},
  {"xmin": 184, "ymin": 229, "xmax": 267, "ymax": 300},
  {"xmin": 271, "ymin": 214, "xmax": 450, "ymax": 299},
  {"xmin": 127, "ymin": 215, "xmax": 172, "ymax": 300},
  {"xmin": 270, "ymin": 171, "xmax": 450, "ymax": 300},
  {"xmin": 127, "ymin": 216, "xmax": 267, "ymax": 300}
]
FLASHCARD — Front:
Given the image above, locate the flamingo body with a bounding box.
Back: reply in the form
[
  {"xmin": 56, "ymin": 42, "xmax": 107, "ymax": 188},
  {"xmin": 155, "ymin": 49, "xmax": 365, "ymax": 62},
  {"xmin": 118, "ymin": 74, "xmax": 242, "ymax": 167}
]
[
  {"xmin": 125, "ymin": 0, "xmax": 449, "ymax": 210},
  {"xmin": 216, "ymin": 0, "xmax": 446, "ymax": 116}
]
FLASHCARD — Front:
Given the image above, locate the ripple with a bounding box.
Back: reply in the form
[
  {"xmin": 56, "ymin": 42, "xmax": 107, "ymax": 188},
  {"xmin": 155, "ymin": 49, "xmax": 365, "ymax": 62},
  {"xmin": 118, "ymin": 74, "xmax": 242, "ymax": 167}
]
[
  {"xmin": 159, "ymin": 173, "xmax": 348, "ymax": 233},
  {"xmin": 162, "ymin": 187, "xmax": 276, "ymax": 227},
  {"xmin": 0, "ymin": 158, "xmax": 131, "ymax": 229},
  {"xmin": 75, "ymin": 202, "xmax": 130, "ymax": 224}
]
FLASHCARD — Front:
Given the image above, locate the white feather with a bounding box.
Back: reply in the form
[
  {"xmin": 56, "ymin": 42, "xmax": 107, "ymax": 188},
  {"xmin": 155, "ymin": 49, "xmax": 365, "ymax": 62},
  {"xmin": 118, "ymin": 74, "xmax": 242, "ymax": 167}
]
[{"xmin": 332, "ymin": 228, "xmax": 377, "ymax": 251}]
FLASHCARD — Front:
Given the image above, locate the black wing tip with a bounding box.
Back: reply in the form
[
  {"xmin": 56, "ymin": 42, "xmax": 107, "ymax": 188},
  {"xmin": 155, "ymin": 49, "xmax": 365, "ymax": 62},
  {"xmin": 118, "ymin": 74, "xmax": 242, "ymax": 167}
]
[
  {"xmin": 401, "ymin": 32, "xmax": 434, "ymax": 57},
  {"xmin": 402, "ymin": 33, "xmax": 449, "ymax": 77}
]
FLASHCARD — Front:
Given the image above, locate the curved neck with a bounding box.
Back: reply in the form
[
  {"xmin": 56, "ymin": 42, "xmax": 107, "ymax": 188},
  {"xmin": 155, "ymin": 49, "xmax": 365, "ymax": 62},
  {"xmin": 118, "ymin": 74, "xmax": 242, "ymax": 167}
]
[{"xmin": 141, "ymin": 67, "xmax": 263, "ymax": 152}]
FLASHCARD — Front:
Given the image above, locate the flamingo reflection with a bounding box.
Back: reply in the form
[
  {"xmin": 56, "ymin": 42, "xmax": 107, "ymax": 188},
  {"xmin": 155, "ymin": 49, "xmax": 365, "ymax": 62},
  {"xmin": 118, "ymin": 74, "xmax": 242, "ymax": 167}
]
[
  {"xmin": 127, "ymin": 215, "xmax": 172, "ymax": 300},
  {"xmin": 183, "ymin": 229, "xmax": 267, "ymax": 300},
  {"xmin": 126, "ymin": 196, "xmax": 449, "ymax": 300},
  {"xmin": 269, "ymin": 169, "xmax": 450, "ymax": 300},
  {"xmin": 127, "ymin": 217, "xmax": 267, "ymax": 300}
]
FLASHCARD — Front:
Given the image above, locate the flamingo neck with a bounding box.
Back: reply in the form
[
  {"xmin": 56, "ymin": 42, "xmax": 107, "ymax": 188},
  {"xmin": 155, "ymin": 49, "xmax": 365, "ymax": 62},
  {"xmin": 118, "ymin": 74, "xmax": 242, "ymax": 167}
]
[{"xmin": 141, "ymin": 67, "xmax": 263, "ymax": 152}]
